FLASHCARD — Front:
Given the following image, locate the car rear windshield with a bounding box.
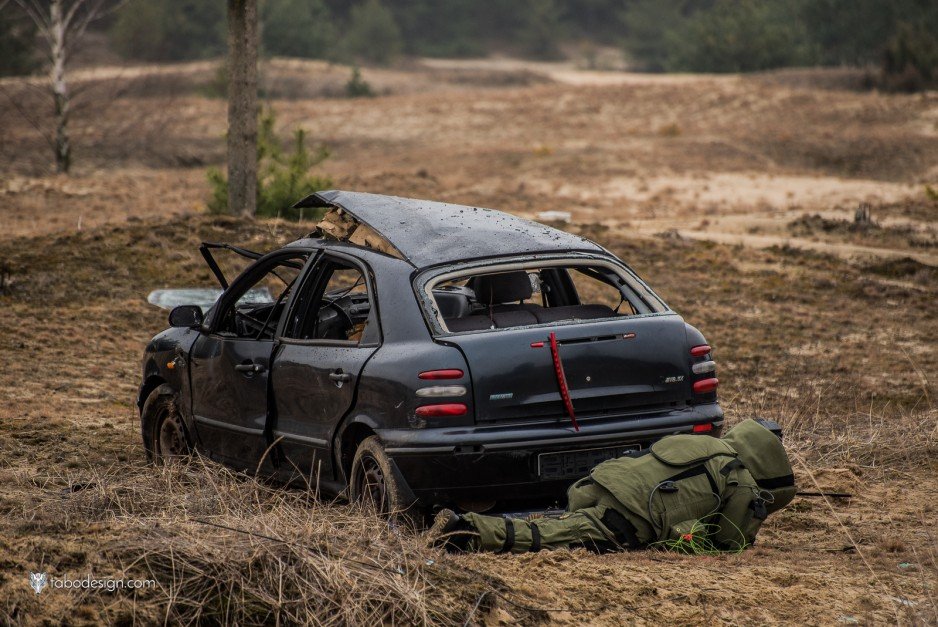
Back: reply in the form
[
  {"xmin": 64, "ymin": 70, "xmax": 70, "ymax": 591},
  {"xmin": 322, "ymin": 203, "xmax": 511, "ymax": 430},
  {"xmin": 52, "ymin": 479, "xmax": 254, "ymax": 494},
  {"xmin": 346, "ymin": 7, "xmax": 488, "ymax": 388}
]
[{"xmin": 420, "ymin": 259, "xmax": 667, "ymax": 334}]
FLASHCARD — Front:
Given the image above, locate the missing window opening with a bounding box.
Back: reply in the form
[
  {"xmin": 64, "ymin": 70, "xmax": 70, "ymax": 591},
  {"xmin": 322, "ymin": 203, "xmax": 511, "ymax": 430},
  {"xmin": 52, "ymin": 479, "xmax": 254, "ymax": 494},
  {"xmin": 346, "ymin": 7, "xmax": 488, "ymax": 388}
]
[{"xmin": 425, "ymin": 261, "xmax": 655, "ymax": 334}]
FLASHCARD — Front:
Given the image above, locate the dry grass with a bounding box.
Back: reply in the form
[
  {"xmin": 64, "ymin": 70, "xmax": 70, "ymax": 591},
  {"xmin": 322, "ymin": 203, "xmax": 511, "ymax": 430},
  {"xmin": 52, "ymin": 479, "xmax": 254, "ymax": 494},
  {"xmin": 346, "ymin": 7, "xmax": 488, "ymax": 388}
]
[
  {"xmin": 2, "ymin": 454, "xmax": 512, "ymax": 625},
  {"xmin": 743, "ymin": 400, "xmax": 938, "ymax": 472},
  {"xmin": 2, "ymin": 404, "xmax": 934, "ymax": 625}
]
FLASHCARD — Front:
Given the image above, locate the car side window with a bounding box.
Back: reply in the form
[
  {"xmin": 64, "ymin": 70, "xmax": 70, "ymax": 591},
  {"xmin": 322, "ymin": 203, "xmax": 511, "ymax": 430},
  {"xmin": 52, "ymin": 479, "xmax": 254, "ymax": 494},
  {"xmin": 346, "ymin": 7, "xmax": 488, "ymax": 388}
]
[
  {"xmin": 284, "ymin": 257, "xmax": 374, "ymax": 343},
  {"xmin": 213, "ymin": 253, "xmax": 308, "ymax": 340}
]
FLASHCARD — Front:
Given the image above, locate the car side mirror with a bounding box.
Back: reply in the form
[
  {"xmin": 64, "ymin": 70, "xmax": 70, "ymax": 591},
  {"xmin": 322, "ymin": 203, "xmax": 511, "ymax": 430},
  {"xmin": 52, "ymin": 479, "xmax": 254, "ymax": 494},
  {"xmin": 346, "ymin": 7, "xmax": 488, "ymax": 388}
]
[{"xmin": 168, "ymin": 305, "xmax": 204, "ymax": 328}]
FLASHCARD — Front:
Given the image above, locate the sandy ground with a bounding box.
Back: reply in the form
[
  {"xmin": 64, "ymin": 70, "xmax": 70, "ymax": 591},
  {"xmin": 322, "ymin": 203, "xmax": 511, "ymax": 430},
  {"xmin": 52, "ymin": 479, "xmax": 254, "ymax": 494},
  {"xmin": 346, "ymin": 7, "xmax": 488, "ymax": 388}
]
[
  {"xmin": 0, "ymin": 58, "xmax": 936, "ymax": 624},
  {"xmin": 3, "ymin": 57, "xmax": 935, "ymax": 258}
]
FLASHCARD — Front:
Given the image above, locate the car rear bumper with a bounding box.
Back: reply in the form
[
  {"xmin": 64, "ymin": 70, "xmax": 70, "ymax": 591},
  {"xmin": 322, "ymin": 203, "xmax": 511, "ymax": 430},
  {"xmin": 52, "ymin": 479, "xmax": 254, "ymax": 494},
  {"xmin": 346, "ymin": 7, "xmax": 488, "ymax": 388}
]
[{"xmin": 378, "ymin": 403, "xmax": 723, "ymax": 507}]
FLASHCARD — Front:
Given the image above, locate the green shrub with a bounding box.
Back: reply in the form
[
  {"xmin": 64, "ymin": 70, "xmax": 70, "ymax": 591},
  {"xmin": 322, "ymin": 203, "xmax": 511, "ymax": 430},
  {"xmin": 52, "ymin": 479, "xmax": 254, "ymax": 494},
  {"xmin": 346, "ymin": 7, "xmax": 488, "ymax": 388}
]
[
  {"xmin": 620, "ymin": 0, "xmax": 686, "ymax": 72},
  {"xmin": 340, "ymin": 0, "xmax": 403, "ymax": 65},
  {"xmin": 798, "ymin": 0, "xmax": 900, "ymax": 66},
  {"xmin": 381, "ymin": 0, "xmax": 486, "ymax": 58},
  {"xmin": 518, "ymin": 0, "xmax": 564, "ymax": 60},
  {"xmin": 262, "ymin": 0, "xmax": 335, "ymax": 59},
  {"xmin": 663, "ymin": 0, "xmax": 810, "ymax": 73},
  {"xmin": 345, "ymin": 66, "xmax": 375, "ymax": 97},
  {"xmin": 880, "ymin": 21, "xmax": 938, "ymax": 92},
  {"xmin": 207, "ymin": 110, "xmax": 331, "ymax": 220},
  {"xmin": 110, "ymin": 0, "xmax": 225, "ymax": 62}
]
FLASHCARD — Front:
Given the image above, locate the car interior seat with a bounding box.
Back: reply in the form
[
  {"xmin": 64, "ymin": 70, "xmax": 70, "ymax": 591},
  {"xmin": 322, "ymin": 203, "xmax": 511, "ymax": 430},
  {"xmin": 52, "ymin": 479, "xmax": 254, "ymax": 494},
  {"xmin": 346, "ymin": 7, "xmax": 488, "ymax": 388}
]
[{"xmin": 443, "ymin": 270, "xmax": 617, "ymax": 332}]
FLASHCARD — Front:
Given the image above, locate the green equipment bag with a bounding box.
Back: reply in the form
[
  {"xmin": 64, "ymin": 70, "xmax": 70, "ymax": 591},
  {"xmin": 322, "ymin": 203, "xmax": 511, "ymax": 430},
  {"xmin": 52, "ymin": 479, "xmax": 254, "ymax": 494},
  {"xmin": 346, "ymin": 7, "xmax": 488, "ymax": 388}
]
[
  {"xmin": 589, "ymin": 434, "xmax": 738, "ymax": 542},
  {"xmin": 588, "ymin": 419, "xmax": 795, "ymax": 549}
]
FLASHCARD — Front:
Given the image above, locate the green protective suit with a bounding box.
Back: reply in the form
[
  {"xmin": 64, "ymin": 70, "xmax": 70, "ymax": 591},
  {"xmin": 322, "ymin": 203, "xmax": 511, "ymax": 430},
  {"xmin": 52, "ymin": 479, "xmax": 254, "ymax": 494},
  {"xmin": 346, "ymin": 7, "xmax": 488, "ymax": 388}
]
[{"xmin": 462, "ymin": 419, "xmax": 796, "ymax": 553}]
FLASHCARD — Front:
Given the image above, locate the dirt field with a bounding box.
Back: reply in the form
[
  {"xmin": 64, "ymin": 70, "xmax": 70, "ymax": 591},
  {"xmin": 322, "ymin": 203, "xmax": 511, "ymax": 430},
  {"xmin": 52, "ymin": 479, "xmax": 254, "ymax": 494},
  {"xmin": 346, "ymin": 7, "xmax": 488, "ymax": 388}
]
[{"xmin": 0, "ymin": 58, "xmax": 936, "ymax": 625}]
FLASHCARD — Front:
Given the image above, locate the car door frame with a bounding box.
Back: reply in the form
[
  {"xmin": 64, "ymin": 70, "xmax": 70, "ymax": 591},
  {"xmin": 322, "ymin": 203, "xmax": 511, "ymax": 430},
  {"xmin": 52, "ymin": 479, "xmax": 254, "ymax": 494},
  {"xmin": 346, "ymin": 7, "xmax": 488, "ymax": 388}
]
[
  {"xmin": 188, "ymin": 247, "xmax": 317, "ymax": 470},
  {"xmin": 269, "ymin": 249, "xmax": 383, "ymax": 488}
]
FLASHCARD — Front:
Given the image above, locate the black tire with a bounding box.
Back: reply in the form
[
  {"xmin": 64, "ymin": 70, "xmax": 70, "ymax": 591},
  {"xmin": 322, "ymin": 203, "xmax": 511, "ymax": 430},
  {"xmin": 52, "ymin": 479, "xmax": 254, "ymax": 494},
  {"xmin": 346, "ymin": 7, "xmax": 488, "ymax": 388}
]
[
  {"xmin": 349, "ymin": 436, "xmax": 414, "ymax": 521},
  {"xmin": 141, "ymin": 384, "xmax": 191, "ymax": 464}
]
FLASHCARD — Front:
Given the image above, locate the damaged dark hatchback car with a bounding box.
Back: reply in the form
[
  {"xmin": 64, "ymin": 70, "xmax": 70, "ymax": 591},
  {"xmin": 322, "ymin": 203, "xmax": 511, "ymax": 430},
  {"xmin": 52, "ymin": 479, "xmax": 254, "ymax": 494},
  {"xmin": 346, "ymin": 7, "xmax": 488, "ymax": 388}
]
[{"xmin": 138, "ymin": 191, "xmax": 722, "ymax": 517}]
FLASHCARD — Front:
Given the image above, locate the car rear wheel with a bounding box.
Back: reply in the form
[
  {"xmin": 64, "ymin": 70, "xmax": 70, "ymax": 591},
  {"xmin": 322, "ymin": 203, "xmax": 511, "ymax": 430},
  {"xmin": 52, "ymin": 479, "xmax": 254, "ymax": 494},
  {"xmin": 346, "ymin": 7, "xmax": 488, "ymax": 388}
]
[
  {"xmin": 142, "ymin": 384, "xmax": 191, "ymax": 464},
  {"xmin": 350, "ymin": 436, "xmax": 413, "ymax": 521}
]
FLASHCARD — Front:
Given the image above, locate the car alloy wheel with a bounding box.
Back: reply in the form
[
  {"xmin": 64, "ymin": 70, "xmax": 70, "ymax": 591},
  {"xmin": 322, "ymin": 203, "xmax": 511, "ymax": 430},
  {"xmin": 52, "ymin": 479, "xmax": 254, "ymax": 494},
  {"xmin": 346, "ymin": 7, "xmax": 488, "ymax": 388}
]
[
  {"xmin": 356, "ymin": 453, "xmax": 390, "ymax": 514},
  {"xmin": 157, "ymin": 411, "xmax": 188, "ymax": 459}
]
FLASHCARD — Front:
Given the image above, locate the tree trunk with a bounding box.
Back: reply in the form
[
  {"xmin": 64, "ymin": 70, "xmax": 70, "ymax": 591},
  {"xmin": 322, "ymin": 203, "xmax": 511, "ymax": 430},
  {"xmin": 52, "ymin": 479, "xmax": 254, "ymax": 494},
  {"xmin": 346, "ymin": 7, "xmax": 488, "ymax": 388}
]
[
  {"xmin": 226, "ymin": 0, "xmax": 258, "ymax": 217},
  {"xmin": 50, "ymin": 0, "xmax": 70, "ymax": 174}
]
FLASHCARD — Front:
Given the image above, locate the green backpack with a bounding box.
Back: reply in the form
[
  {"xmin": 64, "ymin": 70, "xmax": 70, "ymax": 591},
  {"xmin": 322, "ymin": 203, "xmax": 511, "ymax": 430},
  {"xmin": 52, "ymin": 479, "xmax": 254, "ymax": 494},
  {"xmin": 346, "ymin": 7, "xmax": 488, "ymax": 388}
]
[{"xmin": 589, "ymin": 419, "xmax": 795, "ymax": 549}]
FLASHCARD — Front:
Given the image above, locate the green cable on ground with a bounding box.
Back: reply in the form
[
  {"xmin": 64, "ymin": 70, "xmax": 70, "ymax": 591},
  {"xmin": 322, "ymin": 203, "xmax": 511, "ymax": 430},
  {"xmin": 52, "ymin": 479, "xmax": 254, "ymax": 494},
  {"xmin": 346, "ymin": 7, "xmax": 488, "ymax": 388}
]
[{"xmin": 649, "ymin": 515, "xmax": 749, "ymax": 556}]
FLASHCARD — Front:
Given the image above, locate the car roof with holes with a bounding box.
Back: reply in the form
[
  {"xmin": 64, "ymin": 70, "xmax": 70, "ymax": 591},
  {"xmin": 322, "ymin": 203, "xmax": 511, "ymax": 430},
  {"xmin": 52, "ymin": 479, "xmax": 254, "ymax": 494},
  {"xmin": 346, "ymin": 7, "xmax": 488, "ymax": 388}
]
[{"xmin": 292, "ymin": 190, "xmax": 604, "ymax": 268}]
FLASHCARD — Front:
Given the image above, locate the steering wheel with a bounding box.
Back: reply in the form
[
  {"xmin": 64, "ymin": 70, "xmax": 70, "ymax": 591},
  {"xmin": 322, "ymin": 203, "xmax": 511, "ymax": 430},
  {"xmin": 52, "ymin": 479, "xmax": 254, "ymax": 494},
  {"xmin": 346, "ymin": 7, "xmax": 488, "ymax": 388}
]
[{"xmin": 320, "ymin": 298, "xmax": 356, "ymax": 331}]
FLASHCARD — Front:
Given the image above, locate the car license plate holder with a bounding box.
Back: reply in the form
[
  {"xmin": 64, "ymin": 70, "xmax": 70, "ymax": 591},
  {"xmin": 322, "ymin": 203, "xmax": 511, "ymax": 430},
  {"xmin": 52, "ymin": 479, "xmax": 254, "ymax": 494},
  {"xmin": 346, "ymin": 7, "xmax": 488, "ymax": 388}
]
[{"xmin": 538, "ymin": 444, "xmax": 641, "ymax": 480}]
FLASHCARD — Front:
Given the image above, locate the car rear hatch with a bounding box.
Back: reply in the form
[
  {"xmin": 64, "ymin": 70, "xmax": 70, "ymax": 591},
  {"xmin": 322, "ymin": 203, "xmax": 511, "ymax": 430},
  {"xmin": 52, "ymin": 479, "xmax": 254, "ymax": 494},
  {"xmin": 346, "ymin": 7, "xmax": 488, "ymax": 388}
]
[{"xmin": 446, "ymin": 314, "xmax": 692, "ymax": 424}]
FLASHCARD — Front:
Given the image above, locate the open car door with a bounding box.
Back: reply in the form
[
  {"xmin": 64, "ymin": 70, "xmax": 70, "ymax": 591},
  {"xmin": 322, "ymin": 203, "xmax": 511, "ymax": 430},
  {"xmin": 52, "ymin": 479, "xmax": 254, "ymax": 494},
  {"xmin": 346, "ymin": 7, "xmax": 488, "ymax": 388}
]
[
  {"xmin": 188, "ymin": 249, "xmax": 311, "ymax": 471},
  {"xmin": 199, "ymin": 242, "xmax": 265, "ymax": 289}
]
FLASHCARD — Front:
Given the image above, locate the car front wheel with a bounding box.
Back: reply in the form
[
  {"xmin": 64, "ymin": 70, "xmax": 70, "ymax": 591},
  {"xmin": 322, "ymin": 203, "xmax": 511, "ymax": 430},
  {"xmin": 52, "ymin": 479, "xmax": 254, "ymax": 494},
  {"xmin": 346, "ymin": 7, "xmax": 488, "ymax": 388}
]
[{"xmin": 141, "ymin": 384, "xmax": 191, "ymax": 463}]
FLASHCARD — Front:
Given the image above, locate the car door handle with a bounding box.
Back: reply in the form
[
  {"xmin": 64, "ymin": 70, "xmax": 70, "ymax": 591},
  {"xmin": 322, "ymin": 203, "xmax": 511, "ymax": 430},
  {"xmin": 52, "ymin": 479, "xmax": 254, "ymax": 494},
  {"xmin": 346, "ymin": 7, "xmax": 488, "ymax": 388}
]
[
  {"xmin": 329, "ymin": 371, "xmax": 351, "ymax": 383},
  {"xmin": 235, "ymin": 363, "xmax": 265, "ymax": 374}
]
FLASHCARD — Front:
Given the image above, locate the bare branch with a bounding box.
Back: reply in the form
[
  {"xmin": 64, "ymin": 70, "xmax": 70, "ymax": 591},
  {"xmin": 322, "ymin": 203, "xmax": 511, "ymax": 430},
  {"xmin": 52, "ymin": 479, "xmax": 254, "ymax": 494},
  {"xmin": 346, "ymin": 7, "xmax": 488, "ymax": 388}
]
[
  {"xmin": 11, "ymin": 0, "xmax": 53, "ymax": 45},
  {"xmin": 59, "ymin": 0, "xmax": 76, "ymax": 30},
  {"xmin": 95, "ymin": 0, "xmax": 128, "ymax": 19},
  {"xmin": 65, "ymin": 0, "xmax": 109, "ymax": 35},
  {"xmin": 62, "ymin": 0, "xmax": 87, "ymax": 31},
  {"xmin": 17, "ymin": 0, "xmax": 49, "ymax": 28},
  {"xmin": 69, "ymin": 0, "xmax": 108, "ymax": 45}
]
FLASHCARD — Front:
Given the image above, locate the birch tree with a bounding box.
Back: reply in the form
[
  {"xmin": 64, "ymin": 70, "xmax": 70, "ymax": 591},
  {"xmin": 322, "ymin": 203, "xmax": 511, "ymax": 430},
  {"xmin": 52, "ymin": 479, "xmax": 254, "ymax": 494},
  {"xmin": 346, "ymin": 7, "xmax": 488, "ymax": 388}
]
[{"xmin": 5, "ymin": 0, "xmax": 122, "ymax": 173}]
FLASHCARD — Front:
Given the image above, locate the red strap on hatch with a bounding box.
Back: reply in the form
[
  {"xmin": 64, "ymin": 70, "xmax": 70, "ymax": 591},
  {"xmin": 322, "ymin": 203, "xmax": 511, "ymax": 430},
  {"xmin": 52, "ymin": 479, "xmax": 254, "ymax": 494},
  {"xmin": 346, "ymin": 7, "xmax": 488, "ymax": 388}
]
[{"xmin": 549, "ymin": 332, "xmax": 579, "ymax": 432}]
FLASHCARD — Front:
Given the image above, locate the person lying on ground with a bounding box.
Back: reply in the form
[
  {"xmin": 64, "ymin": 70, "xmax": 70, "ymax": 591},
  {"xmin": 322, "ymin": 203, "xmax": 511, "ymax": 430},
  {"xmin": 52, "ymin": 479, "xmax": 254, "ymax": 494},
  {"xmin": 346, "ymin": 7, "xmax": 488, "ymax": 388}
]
[{"xmin": 428, "ymin": 419, "xmax": 795, "ymax": 554}]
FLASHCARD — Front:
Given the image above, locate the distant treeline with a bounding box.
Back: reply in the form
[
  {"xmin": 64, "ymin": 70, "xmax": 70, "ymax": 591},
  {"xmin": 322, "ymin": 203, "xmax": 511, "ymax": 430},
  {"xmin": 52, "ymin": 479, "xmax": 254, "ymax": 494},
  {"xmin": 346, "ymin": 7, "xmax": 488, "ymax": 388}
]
[{"xmin": 2, "ymin": 0, "xmax": 936, "ymax": 88}]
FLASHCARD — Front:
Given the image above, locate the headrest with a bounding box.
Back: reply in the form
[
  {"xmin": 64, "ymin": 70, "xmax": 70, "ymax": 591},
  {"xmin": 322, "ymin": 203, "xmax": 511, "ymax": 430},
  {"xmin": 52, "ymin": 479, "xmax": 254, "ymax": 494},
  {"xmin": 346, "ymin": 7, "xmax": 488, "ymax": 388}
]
[{"xmin": 474, "ymin": 272, "xmax": 533, "ymax": 304}]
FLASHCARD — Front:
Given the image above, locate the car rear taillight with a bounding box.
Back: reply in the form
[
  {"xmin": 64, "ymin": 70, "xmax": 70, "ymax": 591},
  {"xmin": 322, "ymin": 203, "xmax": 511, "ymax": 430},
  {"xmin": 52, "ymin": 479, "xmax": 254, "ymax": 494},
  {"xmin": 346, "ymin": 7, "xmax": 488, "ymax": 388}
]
[
  {"xmin": 689, "ymin": 343, "xmax": 717, "ymax": 402},
  {"xmin": 415, "ymin": 403, "xmax": 467, "ymax": 417},
  {"xmin": 416, "ymin": 385, "xmax": 467, "ymax": 398},
  {"xmin": 692, "ymin": 360, "xmax": 716, "ymax": 374},
  {"xmin": 692, "ymin": 422, "xmax": 714, "ymax": 433},
  {"xmin": 693, "ymin": 378, "xmax": 719, "ymax": 394},
  {"xmin": 418, "ymin": 369, "xmax": 464, "ymax": 380}
]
